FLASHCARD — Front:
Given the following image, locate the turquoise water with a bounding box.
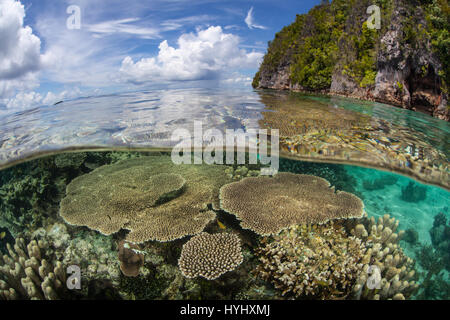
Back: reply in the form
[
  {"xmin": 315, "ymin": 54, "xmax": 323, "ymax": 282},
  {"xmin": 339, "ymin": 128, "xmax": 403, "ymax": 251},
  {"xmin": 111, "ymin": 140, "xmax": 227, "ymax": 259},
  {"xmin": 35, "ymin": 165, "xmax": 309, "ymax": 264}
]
[{"xmin": 345, "ymin": 165, "xmax": 449, "ymax": 243}]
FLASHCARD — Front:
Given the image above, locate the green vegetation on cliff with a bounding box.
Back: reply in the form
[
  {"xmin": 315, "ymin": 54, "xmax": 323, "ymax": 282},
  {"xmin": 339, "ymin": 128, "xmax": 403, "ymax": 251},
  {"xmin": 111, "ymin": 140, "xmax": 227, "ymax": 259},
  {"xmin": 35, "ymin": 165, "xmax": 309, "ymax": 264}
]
[
  {"xmin": 423, "ymin": 0, "xmax": 450, "ymax": 92},
  {"xmin": 254, "ymin": 0, "xmax": 449, "ymax": 93}
]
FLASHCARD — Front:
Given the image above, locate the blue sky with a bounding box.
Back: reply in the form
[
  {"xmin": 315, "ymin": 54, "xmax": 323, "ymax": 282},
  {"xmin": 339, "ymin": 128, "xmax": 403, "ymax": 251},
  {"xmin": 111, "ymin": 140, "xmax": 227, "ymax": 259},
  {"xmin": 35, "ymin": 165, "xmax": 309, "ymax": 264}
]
[{"xmin": 0, "ymin": 0, "xmax": 321, "ymax": 110}]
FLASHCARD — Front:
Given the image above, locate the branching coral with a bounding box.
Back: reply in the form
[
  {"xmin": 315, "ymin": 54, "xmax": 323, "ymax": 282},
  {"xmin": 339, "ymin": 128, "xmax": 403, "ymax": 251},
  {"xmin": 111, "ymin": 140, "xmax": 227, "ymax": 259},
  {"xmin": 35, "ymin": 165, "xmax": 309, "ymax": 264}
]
[
  {"xmin": 255, "ymin": 223, "xmax": 366, "ymax": 299},
  {"xmin": 0, "ymin": 237, "xmax": 67, "ymax": 300},
  {"xmin": 60, "ymin": 156, "xmax": 232, "ymax": 243},
  {"xmin": 178, "ymin": 233, "xmax": 243, "ymax": 280},
  {"xmin": 219, "ymin": 172, "xmax": 365, "ymax": 236},
  {"xmin": 255, "ymin": 214, "xmax": 418, "ymax": 300},
  {"xmin": 351, "ymin": 214, "xmax": 418, "ymax": 300}
]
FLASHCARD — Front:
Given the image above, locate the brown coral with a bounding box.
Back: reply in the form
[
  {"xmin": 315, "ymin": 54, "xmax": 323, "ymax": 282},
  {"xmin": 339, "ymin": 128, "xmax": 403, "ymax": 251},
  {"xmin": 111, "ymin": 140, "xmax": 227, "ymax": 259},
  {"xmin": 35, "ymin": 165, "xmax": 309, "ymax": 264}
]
[
  {"xmin": 118, "ymin": 240, "xmax": 144, "ymax": 277},
  {"xmin": 351, "ymin": 214, "xmax": 418, "ymax": 300},
  {"xmin": 60, "ymin": 156, "xmax": 232, "ymax": 243},
  {"xmin": 255, "ymin": 222, "xmax": 366, "ymax": 299},
  {"xmin": 255, "ymin": 214, "xmax": 418, "ymax": 300},
  {"xmin": 219, "ymin": 172, "xmax": 365, "ymax": 236},
  {"xmin": 0, "ymin": 237, "xmax": 67, "ymax": 300},
  {"xmin": 178, "ymin": 233, "xmax": 243, "ymax": 280}
]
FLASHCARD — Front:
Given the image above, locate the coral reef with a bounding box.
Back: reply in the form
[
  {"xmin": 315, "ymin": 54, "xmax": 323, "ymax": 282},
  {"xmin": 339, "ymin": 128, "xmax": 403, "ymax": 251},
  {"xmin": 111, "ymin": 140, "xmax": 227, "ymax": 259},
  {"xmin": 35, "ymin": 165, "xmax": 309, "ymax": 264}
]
[
  {"xmin": 0, "ymin": 237, "xmax": 68, "ymax": 300},
  {"xmin": 54, "ymin": 153, "xmax": 88, "ymax": 169},
  {"xmin": 402, "ymin": 229, "xmax": 419, "ymax": 246},
  {"xmin": 219, "ymin": 172, "xmax": 364, "ymax": 236},
  {"xmin": 118, "ymin": 240, "xmax": 144, "ymax": 277},
  {"xmin": 400, "ymin": 182, "xmax": 427, "ymax": 202},
  {"xmin": 429, "ymin": 212, "xmax": 450, "ymax": 271},
  {"xmin": 0, "ymin": 151, "xmax": 146, "ymax": 237},
  {"xmin": 178, "ymin": 233, "xmax": 243, "ymax": 280},
  {"xmin": 415, "ymin": 244, "xmax": 450, "ymax": 300},
  {"xmin": 32, "ymin": 223, "xmax": 120, "ymax": 283},
  {"xmin": 351, "ymin": 215, "xmax": 418, "ymax": 300},
  {"xmin": 255, "ymin": 223, "xmax": 366, "ymax": 299},
  {"xmin": 414, "ymin": 212, "xmax": 450, "ymax": 300},
  {"xmin": 224, "ymin": 165, "xmax": 260, "ymax": 181},
  {"xmin": 60, "ymin": 156, "xmax": 232, "ymax": 243},
  {"xmin": 254, "ymin": 214, "xmax": 418, "ymax": 300},
  {"xmin": 279, "ymin": 157, "xmax": 358, "ymax": 195},
  {"xmin": 0, "ymin": 159, "xmax": 63, "ymax": 236},
  {"xmin": 362, "ymin": 175, "xmax": 399, "ymax": 191}
]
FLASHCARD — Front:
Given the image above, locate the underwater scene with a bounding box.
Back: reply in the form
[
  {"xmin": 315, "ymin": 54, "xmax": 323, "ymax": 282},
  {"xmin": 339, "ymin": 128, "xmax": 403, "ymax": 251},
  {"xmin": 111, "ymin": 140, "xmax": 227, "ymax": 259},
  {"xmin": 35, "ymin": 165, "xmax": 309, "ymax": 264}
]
[{"xmin": 0, "ymin": 88, "xmax": 449, "ymax": 301}]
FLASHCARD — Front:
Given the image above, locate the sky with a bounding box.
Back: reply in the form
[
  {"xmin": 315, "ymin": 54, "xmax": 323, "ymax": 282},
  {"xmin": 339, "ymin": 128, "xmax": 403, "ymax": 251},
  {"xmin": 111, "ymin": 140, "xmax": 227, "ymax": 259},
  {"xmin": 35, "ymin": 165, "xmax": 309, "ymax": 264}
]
[{"xmin": 0, "ymin": 0, "xmax": 321, "ymax": 112}]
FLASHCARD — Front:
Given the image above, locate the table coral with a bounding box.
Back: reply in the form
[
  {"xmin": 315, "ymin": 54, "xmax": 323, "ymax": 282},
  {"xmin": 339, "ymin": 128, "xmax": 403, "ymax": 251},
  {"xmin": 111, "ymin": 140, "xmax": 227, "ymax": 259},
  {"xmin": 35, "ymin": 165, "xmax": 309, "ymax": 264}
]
[
  {"xmin": 60, "ymin": 156, "xmax": 232, "ymax": 243},
  {"xmin": 219, "ymin": 172, "xmax": 365, "ymax": 236}
]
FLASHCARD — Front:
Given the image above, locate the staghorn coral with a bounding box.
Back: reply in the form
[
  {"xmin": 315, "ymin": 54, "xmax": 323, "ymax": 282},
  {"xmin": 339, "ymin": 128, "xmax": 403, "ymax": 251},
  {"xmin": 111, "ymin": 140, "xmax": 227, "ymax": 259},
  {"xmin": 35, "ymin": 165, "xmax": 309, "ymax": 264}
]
[
  {"xmin": 118, "ymin": 241, "xmax": 144, "ymax": 277},
  {"xmin": 255, "ymin": 223, "xmax": 366, "ymax": 299},
  {"xmin": 60, "ymin": 156, "xmax": 232, "ymax": 243},
  {"xmin": 351, "ymin": 214, "xmax": 419, "ymax": 300},
  {"xmin": 178, "ymin": 233, "xmax": 243, "ymax": 280},
  {"xmin": 0, "ymin": 237, "xmax": 68, "ymax": 300},
  {"xmin": 219, "ymin": 172, "xmax": 364, "ymax": 236}
]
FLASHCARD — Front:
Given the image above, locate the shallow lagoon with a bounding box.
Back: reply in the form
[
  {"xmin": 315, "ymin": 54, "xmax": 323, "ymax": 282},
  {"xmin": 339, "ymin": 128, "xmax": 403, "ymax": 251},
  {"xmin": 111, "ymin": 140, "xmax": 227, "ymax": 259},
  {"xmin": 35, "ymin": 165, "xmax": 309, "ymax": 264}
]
[{"xmin": 0, "ymin": 88, "xmax": 449, "ymax": 300}]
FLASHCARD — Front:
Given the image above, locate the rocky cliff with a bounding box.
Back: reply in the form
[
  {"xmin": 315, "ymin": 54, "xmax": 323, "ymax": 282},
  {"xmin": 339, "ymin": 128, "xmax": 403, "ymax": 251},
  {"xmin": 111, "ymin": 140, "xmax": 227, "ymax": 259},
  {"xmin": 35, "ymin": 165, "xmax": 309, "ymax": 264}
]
[{"xmin": 253, "ymin": 0, "xmax": 449, "ymax": 121}]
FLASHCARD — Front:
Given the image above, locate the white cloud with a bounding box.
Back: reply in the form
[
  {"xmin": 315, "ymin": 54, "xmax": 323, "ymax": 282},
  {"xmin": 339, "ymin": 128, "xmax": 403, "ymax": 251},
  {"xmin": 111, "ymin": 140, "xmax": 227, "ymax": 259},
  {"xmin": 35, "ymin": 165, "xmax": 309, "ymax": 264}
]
[
  {"xmin": 1, "ymin": 87, "xmax": 83, "ymax": 111},
  {"xmin": 245, "ymin": 7, "xmax": 267, "ymax": 30},
  {"xmin": 3, "ymin": 91, "xmax": 43, "ymax": 109},
  {"xmin": 120, "ymin": 26, "xmax": 263, "ymax": 83},
  {"xmin": 0, "ymin": 72, "xmax": 39, "ymax": 99},
  {"xmin": 37, "ymin": 16, "xmax": 125, "ymax": 88},
  {"xmin": 86, "ymin": 18, "xmax": 162, "ymax": 39},
  {"xmin": 0, "ymin": 0, "xmax": 42, "ymax": 102},
  {"xmin": 160, "ymin": 15, "xmax": 215, "ymax": 32},
  {"xmin": 0, "ymin": 0, "xmax": 42, "ymax": 80}
]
